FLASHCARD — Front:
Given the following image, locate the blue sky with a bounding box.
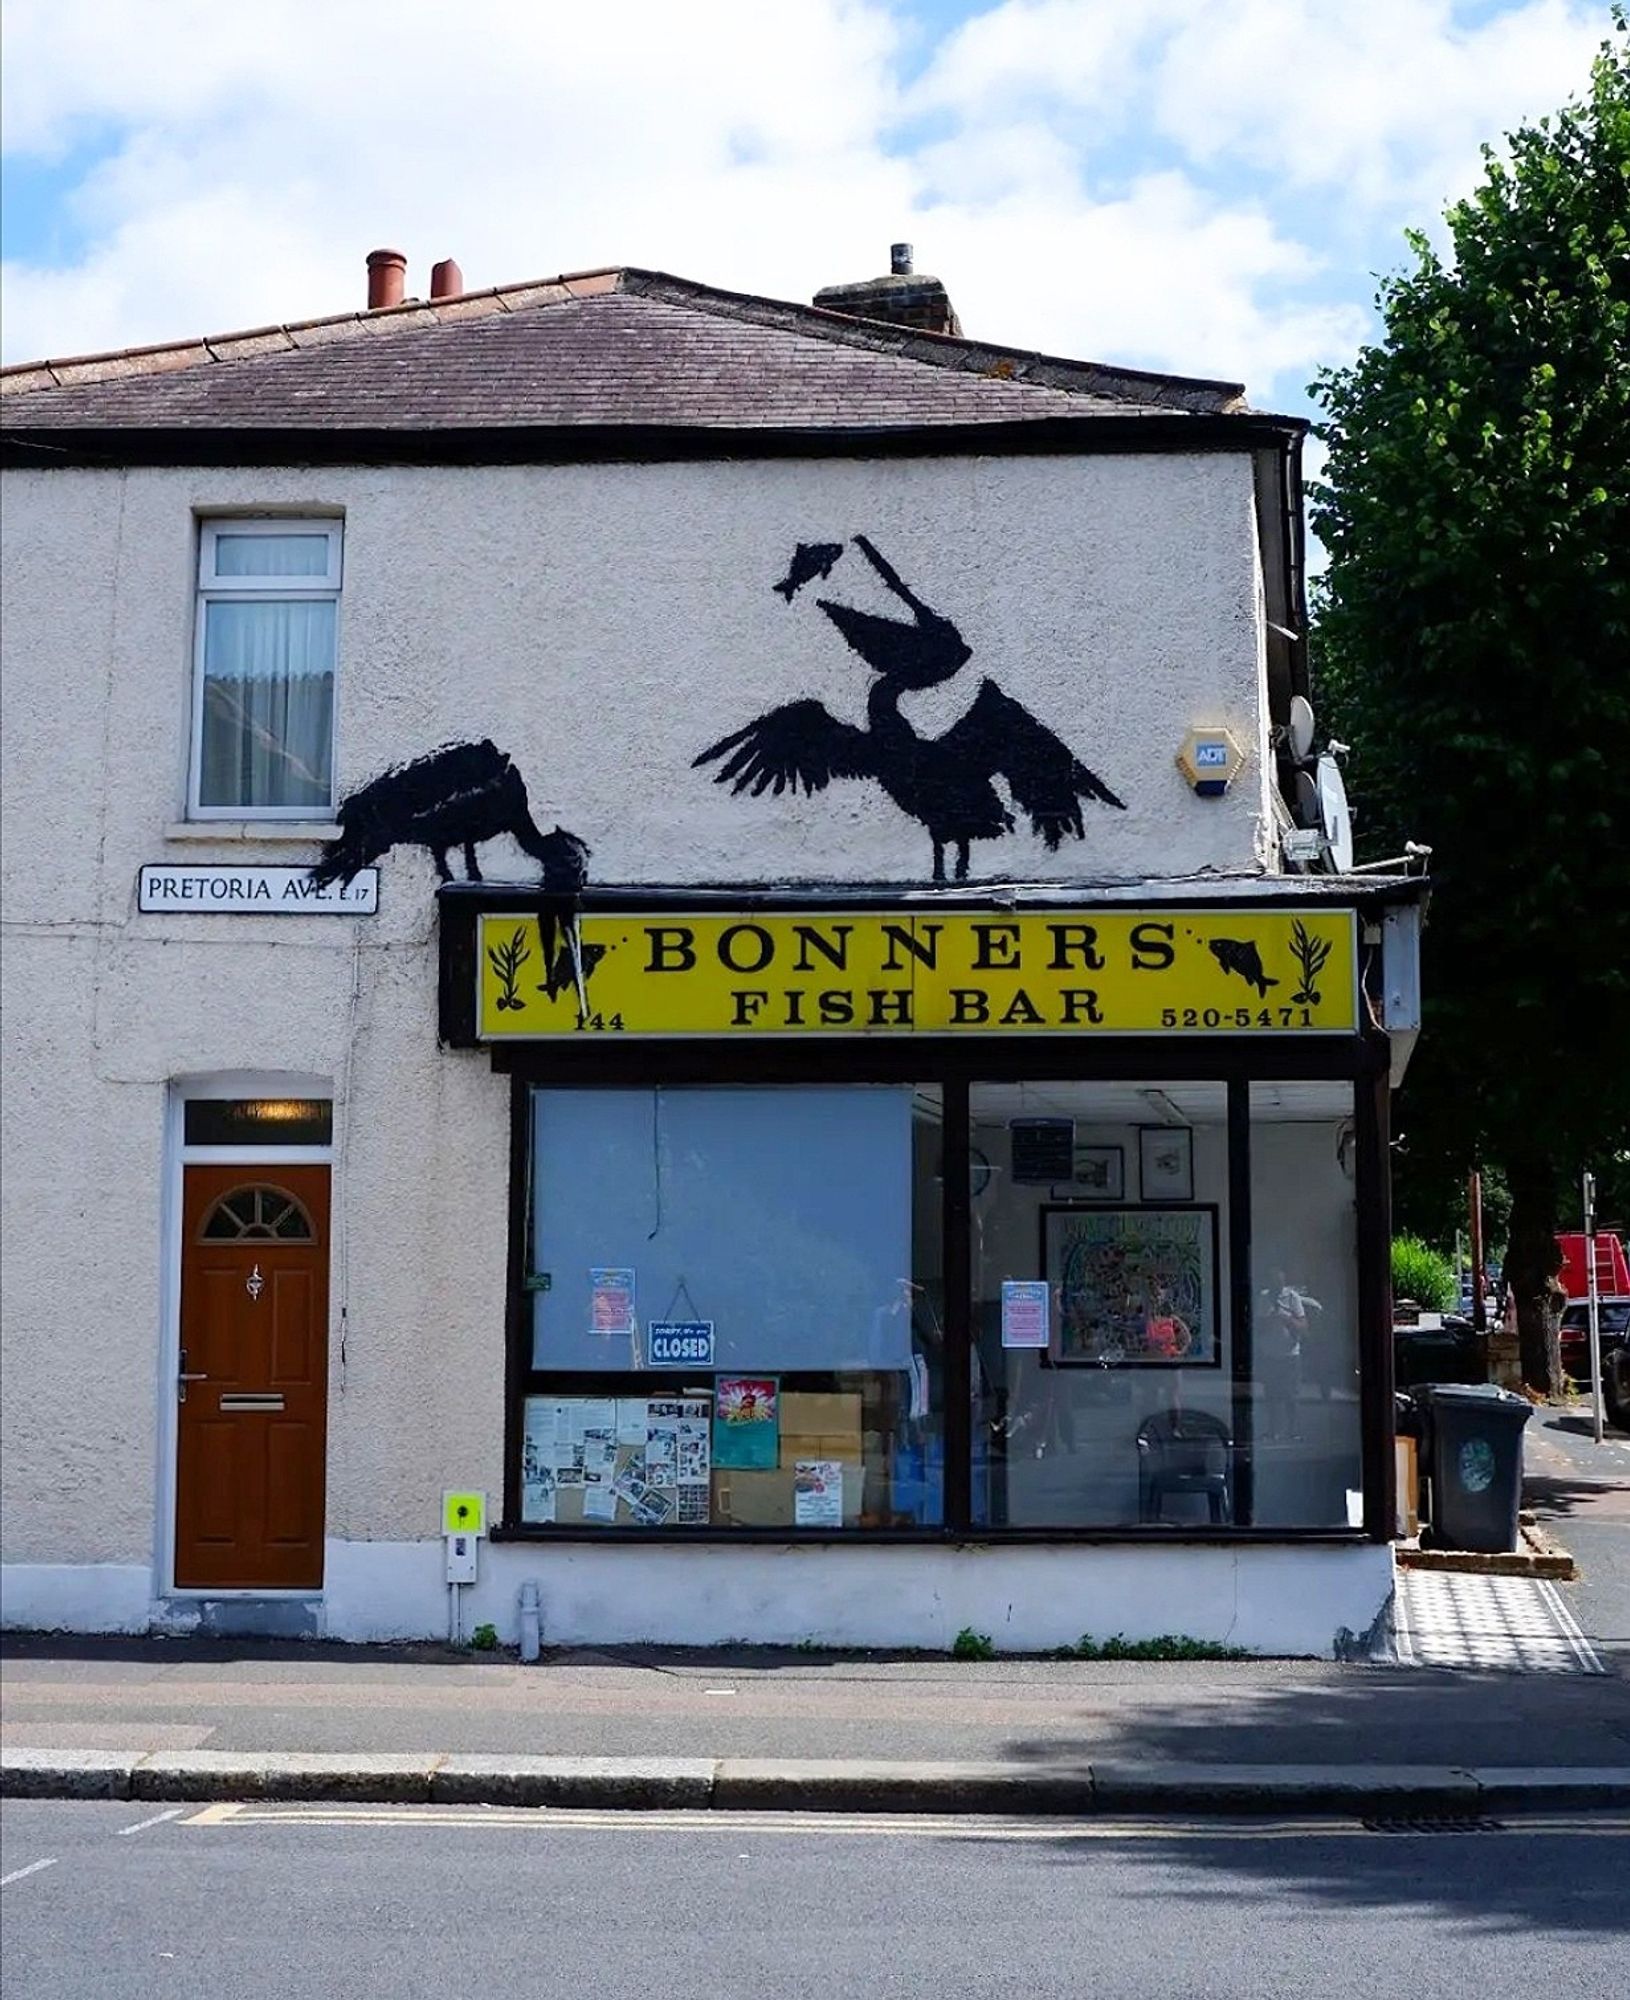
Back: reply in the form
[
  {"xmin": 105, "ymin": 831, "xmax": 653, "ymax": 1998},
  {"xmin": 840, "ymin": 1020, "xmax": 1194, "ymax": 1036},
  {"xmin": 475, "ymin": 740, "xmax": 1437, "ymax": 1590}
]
[{"xmin": 1, "ymin": 0, "xmax": 1612, "ymax": 441}]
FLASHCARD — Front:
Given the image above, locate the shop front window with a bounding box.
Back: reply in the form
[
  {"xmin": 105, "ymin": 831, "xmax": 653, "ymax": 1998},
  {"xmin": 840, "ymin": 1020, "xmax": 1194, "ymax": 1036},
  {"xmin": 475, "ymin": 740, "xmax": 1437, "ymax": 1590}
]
[
  {"xmin": 970, "ymin": 1081, "xmax": 1230, "ymax": 1529},
  {"xmin": 966, "ymin": 1076, "xmax": 1365, "ymax": 1532},
  {"xmin": 1248, "ymin": 1080, "xmax": 1363, "ymax": 1529},
  {"xmin": 522, "ymin": 1085, "xmax": 944, "ymax": 1530}
]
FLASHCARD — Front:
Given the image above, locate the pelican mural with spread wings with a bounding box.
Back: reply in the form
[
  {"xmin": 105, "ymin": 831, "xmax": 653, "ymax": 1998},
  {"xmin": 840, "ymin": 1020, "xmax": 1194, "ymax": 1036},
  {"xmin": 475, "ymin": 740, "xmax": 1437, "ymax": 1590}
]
[{"xmin": 696, "ymin": 536, "xmax": 1126, "ymax": 882}]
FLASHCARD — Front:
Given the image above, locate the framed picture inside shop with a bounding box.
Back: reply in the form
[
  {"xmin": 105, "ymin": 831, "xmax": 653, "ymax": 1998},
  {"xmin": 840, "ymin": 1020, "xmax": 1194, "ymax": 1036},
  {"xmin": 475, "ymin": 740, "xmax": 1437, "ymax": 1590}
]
[
  {"xmin": 1137, "ymin": 1124, "xmax": 1195, "ymax": 1202},
  {"xmin": 1051, "ymin": 1143, "xmax": 1124, "ymax": 1201},
  {"xmin": 1043, "ymin": 1204, "xmax": 1220, "ymax": 1368}
]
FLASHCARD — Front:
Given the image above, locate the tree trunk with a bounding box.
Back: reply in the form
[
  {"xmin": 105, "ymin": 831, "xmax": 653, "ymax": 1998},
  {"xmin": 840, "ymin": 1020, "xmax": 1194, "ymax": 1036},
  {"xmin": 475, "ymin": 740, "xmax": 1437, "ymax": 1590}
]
[{"xmin": 1505, "ymin": 1157, "xmax": 1563, "ymax": 1397}]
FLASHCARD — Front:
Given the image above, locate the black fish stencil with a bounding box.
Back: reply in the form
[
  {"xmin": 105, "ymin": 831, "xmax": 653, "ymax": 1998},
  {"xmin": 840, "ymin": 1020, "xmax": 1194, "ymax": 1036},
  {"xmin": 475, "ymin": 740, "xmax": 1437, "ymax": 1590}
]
[
  {"xmin": 773, "ymin": 541, "xmax": 845, "ymax": 602},
  {"xmin": 699, "ymin": 535, "xmax": 1124, "ymax": 882},
  {"xmin": 1207, "ymin": 937, "xmax": 1279, "ymax": 998}
]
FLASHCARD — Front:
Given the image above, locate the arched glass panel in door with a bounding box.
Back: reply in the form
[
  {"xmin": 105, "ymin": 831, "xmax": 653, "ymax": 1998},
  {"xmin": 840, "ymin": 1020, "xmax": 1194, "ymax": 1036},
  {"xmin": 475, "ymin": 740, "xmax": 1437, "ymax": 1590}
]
[{"xmin": 198, "ymin": 1184, "xmax": 316, "ymax": 1242}]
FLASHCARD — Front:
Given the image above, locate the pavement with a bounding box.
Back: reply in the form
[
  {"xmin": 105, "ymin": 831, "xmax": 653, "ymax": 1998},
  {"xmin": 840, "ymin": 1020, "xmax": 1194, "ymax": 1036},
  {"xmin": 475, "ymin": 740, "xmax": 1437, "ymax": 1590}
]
[
  {"xmin": 4, "ymin": 1636, "xmax": 1627, "ymax": 1816},
  {"xmin": 3, "ymin": 1400, "xmax": 1624, "ymax": 1819},
  {"xmin": 1524, "ymin": 1404, "xmax": 1630, "ymax": 1651}
]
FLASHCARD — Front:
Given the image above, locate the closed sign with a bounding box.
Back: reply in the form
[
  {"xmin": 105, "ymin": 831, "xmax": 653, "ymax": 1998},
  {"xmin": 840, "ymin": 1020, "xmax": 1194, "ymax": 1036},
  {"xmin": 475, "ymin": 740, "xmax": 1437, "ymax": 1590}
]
[{"xmin": 649, "ymin": 1321, "xmax": 715, "ymax": 1368}]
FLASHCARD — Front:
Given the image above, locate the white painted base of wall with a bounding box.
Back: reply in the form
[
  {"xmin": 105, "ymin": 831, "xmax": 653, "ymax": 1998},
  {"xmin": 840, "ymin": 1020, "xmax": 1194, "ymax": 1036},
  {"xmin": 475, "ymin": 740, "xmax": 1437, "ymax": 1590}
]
[
  {"xmin": 3, "ymin": 1543, "xmax": 1394, "ymax": 1657},
  {"xmin": 324, "ymin": 1538, "xmax": 1391, "ymax": 1658},
  {"xmin": 0, "ymin": 1563, "xmax": 152, "ymax": 1635}
]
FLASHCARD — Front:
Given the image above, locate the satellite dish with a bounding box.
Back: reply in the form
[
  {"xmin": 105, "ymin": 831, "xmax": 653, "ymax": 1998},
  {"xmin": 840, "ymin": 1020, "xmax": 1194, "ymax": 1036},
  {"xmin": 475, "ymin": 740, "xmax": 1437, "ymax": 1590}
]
[
  {"xmin": 1295, "ymin": 769, "xmax": 1320, "ymax": 826},
  {"xmin": 1288, "ymin": 695, "xmax": 1316, "ymax": 763},
  {"xmin": 1316, "ymin": 754, "xmax": 1354, "ymax": 872}
]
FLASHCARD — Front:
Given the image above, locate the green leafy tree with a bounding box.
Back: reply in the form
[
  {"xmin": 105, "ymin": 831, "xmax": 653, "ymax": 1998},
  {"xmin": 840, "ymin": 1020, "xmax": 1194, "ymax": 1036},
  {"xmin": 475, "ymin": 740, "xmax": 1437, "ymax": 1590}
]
[{"xmin": 1311, "ymin": 23, "xmax": 1630, "ymax": 1392}]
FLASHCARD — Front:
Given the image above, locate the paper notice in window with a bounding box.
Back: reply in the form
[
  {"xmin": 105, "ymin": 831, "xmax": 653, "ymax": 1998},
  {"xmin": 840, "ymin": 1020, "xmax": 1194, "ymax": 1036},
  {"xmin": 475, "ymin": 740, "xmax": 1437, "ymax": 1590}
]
[
  {"xmin": 582, "ymin": 1484, "xmax": 617, "ymax": 1522},
  {"xmin": 675, "ymin": 1396, "xmax": 712, "ymax": 1525},
  {"xmin": 793, "ymin": 1461, "xmax": 843, "ymax": 1528},
  {"xmin": 521, "ymin": 1398, "xmax": 558, "ymax": 1523},
  {"xmin": 582, "ymin": 1428, "xmax": 616, "ymax": 1485},
  {"xmin": 589, "ymin": 1268, "xmax": 636, "ymax": 1337},
  {"xmin": 1001, "ymin": 1280, "xmax": 1050, "ymax": 1349},
  {"xmin": 713, "ymin": 1378, "xmax": 778, "ymax": 1469},
  {"xmin": 522, "ymin": 1467, "xmax": 557, "ymax": 1524}
]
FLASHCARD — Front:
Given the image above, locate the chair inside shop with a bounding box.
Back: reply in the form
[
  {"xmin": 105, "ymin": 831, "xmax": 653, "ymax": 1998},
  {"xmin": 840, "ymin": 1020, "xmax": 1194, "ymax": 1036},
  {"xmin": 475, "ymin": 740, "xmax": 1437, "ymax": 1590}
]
[{"xmin": 1137, "ymin": 1408, "xmax": 1233, "ymax": 1525}]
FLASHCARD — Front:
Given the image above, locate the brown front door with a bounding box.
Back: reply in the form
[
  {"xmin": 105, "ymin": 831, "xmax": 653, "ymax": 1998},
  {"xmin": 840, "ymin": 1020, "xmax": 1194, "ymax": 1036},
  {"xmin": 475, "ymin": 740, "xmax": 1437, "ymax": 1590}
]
[{"xmin": 175, "ymin": 1164, "xmax": 330, "ymax": 1590}]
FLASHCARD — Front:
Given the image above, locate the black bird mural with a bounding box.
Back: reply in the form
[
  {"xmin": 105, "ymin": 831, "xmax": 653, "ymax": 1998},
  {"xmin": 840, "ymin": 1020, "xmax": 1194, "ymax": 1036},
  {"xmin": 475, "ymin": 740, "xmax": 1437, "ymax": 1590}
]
[
  {"xmin": 311, "ymin": 739, "xmax": 587, "ymax": 892},
  {"xmin": 773, "ymin": 541, "xmax": 845, "ymax": 602},
  {"xmin": 311, "ymin": 738, "xmax": 593, "ymax": 1013},
  {"xmin": 696, "ymin": 535, "xmax": 1125, "ymax": 882}
]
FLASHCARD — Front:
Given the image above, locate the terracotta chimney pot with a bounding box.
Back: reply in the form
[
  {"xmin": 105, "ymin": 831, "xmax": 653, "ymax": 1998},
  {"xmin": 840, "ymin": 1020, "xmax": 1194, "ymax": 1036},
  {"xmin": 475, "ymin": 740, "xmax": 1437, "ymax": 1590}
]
[
  {"xmin": 429, "ymin": 258, "xmax": 464, "ymax": 302},
  {"xmin": 366, "ymin": 248, "xmax": 407, "ymax": 310}
]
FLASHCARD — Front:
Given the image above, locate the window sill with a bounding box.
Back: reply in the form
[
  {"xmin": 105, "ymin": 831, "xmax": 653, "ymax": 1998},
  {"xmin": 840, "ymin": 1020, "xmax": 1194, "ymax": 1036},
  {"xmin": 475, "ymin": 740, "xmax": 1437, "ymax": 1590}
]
[{"xmin": 164, "ymin": 821, "xmax": 341, "ymax": 844}]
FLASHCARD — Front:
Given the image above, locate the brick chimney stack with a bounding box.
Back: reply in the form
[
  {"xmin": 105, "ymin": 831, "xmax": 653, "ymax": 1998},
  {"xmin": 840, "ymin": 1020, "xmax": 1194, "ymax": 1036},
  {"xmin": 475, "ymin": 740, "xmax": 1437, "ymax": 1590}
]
[
  {"xmin": 366, "ymin": 248, "xmax": 407, "ymax": 310},
  {"xmin": 814, "ymin": 243, "xmax": 961, "ymax": 337}
]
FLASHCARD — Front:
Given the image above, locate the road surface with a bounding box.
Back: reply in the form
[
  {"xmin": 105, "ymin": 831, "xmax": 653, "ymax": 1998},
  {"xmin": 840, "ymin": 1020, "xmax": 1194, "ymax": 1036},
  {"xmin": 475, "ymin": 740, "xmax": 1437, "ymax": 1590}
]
[{"xmin": 3, "ymin": 1797, "xmax": 1624, "ymax": 1999}]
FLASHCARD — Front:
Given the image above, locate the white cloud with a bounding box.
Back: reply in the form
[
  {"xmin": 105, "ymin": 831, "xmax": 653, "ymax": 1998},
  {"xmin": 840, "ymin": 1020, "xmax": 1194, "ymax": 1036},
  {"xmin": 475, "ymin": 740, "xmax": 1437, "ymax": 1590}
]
[
  {"xmin": 916, "ymin": 173, "xmax": 1368, "ymax": 386},
  {"xmin": 0, "ymin": 0, "xmax": 1609, "ymax": 412},
  {"xmin": 1152, "ymin": 0, "xmax": 1607, "ymax": 214},
  {"xmin": 910, "ymin": 0, "xmax": 1180, "ymax": 125}
]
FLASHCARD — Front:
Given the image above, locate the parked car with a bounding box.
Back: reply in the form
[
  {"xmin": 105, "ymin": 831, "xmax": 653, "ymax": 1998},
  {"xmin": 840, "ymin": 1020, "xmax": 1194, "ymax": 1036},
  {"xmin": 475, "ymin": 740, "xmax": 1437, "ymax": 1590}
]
[
  {"xmin": 1559, "ymin": 1299, "xmax": 1630, "ymax": 1386},
  {"xmin": 1394, "ymin": 1315, "xmax": 1486, "ymax": 1389},
  {"xmin": 1604, "ymin": 1341, "xmax": 1630, "ymax": 1430}
]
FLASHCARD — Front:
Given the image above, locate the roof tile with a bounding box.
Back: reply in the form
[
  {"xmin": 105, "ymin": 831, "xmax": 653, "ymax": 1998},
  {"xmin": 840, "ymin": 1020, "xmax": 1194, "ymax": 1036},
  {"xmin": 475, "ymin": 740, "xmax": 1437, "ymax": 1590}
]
[{"xmin": 1, "ymin": 266, "xmax": 1253, "ymax": 435}]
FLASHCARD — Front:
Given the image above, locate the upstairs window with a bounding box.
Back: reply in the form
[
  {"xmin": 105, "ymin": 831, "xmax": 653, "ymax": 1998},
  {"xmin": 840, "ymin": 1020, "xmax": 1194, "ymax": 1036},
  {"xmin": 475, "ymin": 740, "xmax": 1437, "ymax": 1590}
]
[{"xmin": 191, "ymin": 520, "xmax": 341, "ymax": 818}]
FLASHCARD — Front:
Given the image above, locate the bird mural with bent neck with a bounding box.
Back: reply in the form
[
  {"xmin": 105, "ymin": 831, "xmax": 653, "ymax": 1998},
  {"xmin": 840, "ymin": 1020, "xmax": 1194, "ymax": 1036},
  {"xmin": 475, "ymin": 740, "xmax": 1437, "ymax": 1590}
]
[{"xmin": 696, "ymin": 535, "xmax": 1126, "ymax": 882}]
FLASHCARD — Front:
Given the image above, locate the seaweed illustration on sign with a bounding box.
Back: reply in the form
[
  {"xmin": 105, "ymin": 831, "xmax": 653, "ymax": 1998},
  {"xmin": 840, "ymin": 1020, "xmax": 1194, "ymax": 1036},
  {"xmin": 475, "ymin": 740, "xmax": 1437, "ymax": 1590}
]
[
  {"xmin": 311, "ymin": 738, "xmax": 595, "ymax": 1016},
  {"xmin": 1288, "ymin": 918, "xmax": 1332, "ymax": 1006},
  {"xmin": 1206, "ymin": 937, "xmax": 1279, "ymax": 999},
  {"xmin": 695, "ymin": 536, "xmax": 1126, "ymax": 882},
  {"xmin": 488, "ymin": 926, "xmax": 530, "ymax": 1011}
]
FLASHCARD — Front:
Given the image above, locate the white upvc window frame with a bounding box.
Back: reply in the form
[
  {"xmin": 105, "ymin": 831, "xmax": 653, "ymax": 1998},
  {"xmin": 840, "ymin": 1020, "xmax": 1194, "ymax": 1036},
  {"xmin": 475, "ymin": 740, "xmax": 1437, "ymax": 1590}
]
[{"xmin": 188, "ymin": 518, "xmax": 344, "ymax": 821}]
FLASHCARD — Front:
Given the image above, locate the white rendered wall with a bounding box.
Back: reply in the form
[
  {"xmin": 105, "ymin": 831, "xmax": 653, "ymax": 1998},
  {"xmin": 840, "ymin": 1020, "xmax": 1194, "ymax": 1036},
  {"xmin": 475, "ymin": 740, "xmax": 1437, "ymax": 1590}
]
[
  {"xmin": 0, "ymin": 1539, "xmax": 1390, "ymax": 1657},
  {"xmin": 318, "ymin": 1538, "xmax": 1393, "ymax": 1659},
  {"xmin": 1, "ymin": 453, "xmax": 1273, "ymax": 901},
  {"xmin": 1, "ymin": 449, "xmax": 1279, "ymax": 1618}
]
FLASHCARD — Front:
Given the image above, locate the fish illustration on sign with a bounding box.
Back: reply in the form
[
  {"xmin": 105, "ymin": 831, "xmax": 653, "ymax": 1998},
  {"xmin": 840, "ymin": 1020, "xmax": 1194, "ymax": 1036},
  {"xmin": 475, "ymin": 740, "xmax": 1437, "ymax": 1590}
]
[
  {"xmin": 1206, "ymin": 937, "xmax": 1279, "ymax": 999},
  {"xmin": 697, "ymin": 535, "xmax": 1125, "ymax": 882},
  {"xmin": 773, "ymin": 542, "xmax": 845, "ymax": 602}
]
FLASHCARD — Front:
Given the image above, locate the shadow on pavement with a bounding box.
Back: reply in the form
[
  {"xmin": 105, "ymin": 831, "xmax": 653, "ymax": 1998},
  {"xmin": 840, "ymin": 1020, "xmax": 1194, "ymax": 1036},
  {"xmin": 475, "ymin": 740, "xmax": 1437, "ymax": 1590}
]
[
  {"xmin": 0, "ymin": 1633, "xmax": 477, "ymax": 1669},
  {"xmin": 999, "ymin": 1665, "xmax": 1630, "ymax": 1936},
  {"xmin": 1539, "ymin": 1412, "xmax": 1629, "ymax": 1443},
  {"xmin": 1524, "ymin": 1473, "xmax": 1628, "ymax": 1519},
  {"xmin": 1025, "ymin": 1819, "xmax": 1629, "ymax": 1938}
]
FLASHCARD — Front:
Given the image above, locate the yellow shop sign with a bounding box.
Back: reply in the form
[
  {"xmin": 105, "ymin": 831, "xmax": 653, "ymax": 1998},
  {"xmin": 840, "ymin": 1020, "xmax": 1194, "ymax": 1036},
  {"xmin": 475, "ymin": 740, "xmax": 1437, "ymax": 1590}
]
[{"xmin": 478, "ymin": 909, "xmax": 1358, "ymax": 1039}]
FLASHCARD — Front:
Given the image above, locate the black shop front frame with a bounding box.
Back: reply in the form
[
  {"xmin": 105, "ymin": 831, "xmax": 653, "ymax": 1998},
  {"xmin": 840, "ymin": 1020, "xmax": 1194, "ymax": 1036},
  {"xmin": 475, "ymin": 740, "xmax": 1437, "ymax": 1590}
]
[{"xmin": 437, "ymin": 884, "xmax": 1406, "ymax": 1547}]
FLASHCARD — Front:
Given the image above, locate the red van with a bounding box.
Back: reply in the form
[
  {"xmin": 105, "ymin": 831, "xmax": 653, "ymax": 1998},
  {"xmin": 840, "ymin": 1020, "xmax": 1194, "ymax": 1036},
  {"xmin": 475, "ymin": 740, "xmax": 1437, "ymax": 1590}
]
[
  {"xmin": 1555, "ymin": 1233, "xmax": 1630, "ymax": 1386},
  {"xmin": 1556, "ymin": 1232, "xmax": 1630, "ymax": 1301}
]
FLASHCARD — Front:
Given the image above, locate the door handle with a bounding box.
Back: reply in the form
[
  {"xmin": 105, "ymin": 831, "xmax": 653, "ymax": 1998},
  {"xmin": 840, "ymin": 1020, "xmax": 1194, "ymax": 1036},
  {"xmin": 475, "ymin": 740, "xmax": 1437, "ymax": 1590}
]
[{"xmin": 178, "ymin": 1350, "xmax": 207, "ymax": 1404}]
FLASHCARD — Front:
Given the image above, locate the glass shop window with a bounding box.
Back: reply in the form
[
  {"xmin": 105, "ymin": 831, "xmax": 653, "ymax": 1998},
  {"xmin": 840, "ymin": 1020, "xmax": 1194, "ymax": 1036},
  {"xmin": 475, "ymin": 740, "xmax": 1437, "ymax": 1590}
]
[
  {"xmin": 190, "ymin": 519, "xmax": 341, "ymax": 818},
  {"xmin": 970, "ymin": 1081, "xmax": 1230, "ymax": 1530},
  {"xmin": 522, "ymin": 1085, "xmax": 944, "ymax": 1531},
  {"xmin": 1248, "ymin": 1080, "xmax": 1363, "ymax": 1529}
]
